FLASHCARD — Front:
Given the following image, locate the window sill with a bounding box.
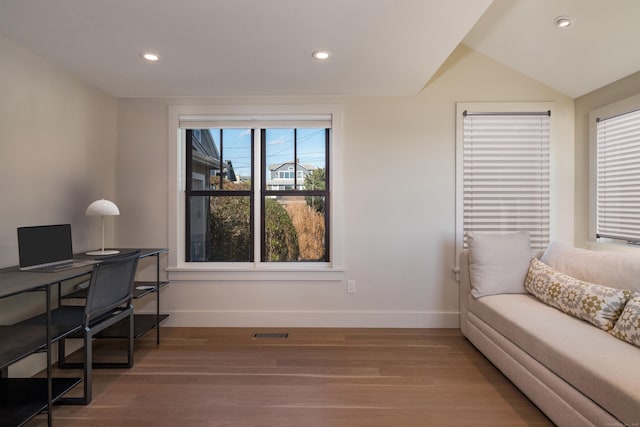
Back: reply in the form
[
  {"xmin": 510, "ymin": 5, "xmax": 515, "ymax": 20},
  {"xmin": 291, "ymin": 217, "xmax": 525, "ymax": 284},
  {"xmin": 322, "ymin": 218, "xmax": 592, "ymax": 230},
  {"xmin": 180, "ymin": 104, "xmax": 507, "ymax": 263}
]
[
  {"xmin": 586, "ymin": 239, "xmax": 640, "ymax": 254},
  {"xmin": 167, "ymin": 264, "xmax": 345, "ymax": 282}
]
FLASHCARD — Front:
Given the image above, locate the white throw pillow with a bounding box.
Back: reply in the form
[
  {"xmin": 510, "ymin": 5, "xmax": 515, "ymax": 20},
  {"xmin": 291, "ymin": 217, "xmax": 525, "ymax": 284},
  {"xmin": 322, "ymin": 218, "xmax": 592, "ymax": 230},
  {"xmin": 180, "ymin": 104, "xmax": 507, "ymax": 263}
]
[{"xmin": 467, "ymin": 231, "xmax": 534, "ymax": 298}]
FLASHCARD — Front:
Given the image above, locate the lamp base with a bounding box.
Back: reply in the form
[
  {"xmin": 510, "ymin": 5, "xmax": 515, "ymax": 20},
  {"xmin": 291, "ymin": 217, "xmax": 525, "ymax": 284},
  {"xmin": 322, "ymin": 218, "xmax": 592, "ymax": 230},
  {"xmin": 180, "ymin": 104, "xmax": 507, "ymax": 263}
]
[{"xmin": 85, "ymin": 249, "xmax": 120, "ymax": 256}]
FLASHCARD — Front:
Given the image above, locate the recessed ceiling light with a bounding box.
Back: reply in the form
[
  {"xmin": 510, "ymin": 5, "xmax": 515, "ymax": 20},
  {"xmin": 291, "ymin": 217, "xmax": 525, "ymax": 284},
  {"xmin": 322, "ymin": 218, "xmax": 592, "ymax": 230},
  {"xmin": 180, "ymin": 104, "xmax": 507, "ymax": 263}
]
[
  {"xmin": 312, "ymin": 50, "xmax": 331, "ymax": 61},
  {"xmin": 142, "ymin": 52, "xmax": 160, "ymax": 62},
  {"xmin": 554, "ymin": 16, "xmax": 572, "ymax": 29}
]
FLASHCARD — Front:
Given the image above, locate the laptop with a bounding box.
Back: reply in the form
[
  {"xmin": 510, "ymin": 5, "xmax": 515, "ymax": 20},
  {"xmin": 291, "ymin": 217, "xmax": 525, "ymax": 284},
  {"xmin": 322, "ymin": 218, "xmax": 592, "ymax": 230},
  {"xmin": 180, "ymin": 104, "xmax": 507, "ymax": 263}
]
[{"xmin": 17, "ymin": 224, "xmax": 97, "ymax": 272}]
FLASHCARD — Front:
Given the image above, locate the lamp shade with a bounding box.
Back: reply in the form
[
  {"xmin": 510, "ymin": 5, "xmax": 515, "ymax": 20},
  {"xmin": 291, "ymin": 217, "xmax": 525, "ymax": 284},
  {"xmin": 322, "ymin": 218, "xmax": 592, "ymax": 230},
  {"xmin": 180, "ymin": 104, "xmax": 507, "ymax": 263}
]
[
  {"xmin": 85, "ymin": 199, "xmax": 120, "ymax": 255},
  {"xmin": 85, "ymin": 199, "xmax": 120, "ymax": 216}
]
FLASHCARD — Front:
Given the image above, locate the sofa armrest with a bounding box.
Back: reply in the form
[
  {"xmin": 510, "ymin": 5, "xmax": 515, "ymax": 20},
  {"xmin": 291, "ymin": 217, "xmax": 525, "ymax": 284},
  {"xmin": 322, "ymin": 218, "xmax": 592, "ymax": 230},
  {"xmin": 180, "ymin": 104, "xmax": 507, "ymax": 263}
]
[{"xmin": 459, "ymin": 250, "xmax": 471, "ymax": 337}]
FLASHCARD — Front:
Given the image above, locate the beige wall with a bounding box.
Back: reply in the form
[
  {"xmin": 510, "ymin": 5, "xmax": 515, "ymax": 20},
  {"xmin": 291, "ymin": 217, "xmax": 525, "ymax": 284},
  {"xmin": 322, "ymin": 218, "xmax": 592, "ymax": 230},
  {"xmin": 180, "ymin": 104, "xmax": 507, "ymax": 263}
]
[
  {"xmin": 118, "ymin": 45, "xmax": 575, "ymax": 328},
  {"xmin": 0, "ymin": 35, "xmax": 119, "ymax": 268},
  {"xmin": 574, "ymin": 71, "xmax": 640, "ymax": 248},
  {"xmin": 0, "ymin": 35, "xmax": 118, "ymax": 374},
  {"xmin": 0, "ymin": 36, "xmax": 118, "ymax": 318}
]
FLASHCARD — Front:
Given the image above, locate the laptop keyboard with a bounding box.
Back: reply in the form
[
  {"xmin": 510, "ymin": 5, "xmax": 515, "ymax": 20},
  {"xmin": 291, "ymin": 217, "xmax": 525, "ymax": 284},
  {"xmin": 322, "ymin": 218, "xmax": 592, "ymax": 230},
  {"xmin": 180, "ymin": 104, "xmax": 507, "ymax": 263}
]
[
  {"xmin": 29, "ymin": 262, "xmax": 73, "ymax": 272},
  {"xmin": 28, "ymin": 260, "xmax": 94, "ymax": 272}
]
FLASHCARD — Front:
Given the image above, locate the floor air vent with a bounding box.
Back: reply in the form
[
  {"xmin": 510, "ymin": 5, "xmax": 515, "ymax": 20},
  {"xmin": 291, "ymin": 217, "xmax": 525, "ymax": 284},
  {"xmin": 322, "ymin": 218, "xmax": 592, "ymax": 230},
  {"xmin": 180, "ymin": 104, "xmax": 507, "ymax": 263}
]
[{"xmin": 253, "ymin": 332, "xmax": 289, "ymax": 339}]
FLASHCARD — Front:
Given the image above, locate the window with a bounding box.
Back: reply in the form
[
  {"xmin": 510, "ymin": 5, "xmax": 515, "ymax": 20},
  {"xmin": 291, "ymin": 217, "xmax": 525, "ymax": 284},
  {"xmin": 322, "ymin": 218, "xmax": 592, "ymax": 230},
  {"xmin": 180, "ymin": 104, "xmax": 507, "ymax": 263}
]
[
  {"xmin": 456, "ymin": 103, "xmax": 552, "ymax": 256},
  {"xmin": 262, "ymin": 129, "xmax": 329, "ymax": 262},
  {"xmin": 167, "ymin": 104, "xmax": 344, "ymax": 276},
  {"xmin": 591, "ymin": 97, "xmax": 640, "ymax": 244},
  {"xmin": 185, "ymin": 127, "xmax": 329, "ymax": 263},
  {"xmin": 186, "ymin": 128, "xmax": 254, "ymax": 262}
]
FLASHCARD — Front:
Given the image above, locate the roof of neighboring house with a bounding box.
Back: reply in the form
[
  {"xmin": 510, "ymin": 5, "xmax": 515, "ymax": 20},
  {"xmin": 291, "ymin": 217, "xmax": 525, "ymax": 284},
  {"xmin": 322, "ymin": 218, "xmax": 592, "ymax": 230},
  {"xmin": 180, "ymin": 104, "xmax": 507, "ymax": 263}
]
[
  {"xmin": 191, "ymin": 130, "xmax": 239, "ymax": 182},
  {"xmin": 192, "ymin": 130, "xmax": 220, "ymax": 165},
  {"xmin": 269, "ymin": 162, "xmax": 317, "ymax": 172}
]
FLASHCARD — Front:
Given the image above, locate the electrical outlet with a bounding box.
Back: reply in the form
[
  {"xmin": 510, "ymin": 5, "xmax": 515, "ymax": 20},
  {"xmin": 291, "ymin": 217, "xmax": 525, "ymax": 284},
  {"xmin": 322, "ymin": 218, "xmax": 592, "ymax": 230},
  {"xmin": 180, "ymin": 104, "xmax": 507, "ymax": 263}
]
[{"xmin": 347, "ymin": 280, "xmax": 356, "ymax": 294}]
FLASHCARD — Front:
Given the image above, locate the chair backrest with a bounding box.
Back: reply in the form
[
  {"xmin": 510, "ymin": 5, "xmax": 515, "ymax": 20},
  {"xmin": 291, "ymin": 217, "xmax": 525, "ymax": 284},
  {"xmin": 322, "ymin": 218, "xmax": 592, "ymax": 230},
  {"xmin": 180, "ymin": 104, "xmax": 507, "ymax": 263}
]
[{"xmin": 83, "ymin": 250, "xmax": 140, "ymax": 326}]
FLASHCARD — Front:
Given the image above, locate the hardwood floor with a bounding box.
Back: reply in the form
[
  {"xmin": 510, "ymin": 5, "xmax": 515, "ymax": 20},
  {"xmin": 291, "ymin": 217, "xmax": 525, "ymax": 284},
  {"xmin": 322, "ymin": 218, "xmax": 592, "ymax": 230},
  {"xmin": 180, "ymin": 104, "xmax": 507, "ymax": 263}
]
[{"xmin": 30, "ymin": 328, "xmax": 553, "ymax": 427}]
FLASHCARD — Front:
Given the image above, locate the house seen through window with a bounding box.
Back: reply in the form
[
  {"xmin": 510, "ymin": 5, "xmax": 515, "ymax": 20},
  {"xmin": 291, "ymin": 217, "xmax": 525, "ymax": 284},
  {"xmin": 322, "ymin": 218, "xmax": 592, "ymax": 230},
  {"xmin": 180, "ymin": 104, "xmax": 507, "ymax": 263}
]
[{"xmin": 186, "ymin": 127, "xmax": 329, "ymax": 263}]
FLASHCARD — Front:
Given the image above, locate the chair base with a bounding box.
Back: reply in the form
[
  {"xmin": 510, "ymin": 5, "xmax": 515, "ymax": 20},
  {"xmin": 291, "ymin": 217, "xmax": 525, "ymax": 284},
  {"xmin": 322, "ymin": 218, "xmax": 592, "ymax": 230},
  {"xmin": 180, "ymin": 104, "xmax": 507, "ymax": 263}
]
[
  {"xmin": 56, "ymin": 309, "xmax": 135, "ymax": 405},
  {"xmin": 55, "ymin": 396, "xmax": 89, "ymax": 406}
]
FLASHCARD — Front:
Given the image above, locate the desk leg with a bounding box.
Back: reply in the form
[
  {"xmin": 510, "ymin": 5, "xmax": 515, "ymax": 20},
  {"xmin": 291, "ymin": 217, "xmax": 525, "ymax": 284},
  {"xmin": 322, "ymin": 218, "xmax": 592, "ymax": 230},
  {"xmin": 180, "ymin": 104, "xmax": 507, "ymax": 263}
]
[
  {"xmin": 46, "ymin": 285, "xmax": 52, "ymax": 427},
  {"xmin": 156, "ymin": 253, "xmax": 160, "ymax": 347}
]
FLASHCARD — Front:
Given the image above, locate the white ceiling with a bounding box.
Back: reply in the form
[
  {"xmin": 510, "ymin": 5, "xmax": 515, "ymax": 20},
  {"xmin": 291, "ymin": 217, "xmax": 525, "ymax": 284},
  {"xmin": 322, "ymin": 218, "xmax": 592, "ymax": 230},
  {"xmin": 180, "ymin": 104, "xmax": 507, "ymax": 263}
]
[
  {"xmin": 463, "ymin": 0, "xmax": 640, "ymax": 98},
  {"xmin": 0, "ymin": 0, "xmax": 639, "ymax": 99}
]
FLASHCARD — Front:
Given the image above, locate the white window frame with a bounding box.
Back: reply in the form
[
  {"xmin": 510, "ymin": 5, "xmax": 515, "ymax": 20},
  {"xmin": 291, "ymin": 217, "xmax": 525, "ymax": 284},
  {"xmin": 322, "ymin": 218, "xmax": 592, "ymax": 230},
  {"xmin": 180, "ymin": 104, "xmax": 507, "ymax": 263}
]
[
  {"xmin": 589, "ymin": 92, "xmax": 640, "ymax": 247},
  {"xmin": 455, "ymin": 102, "xmax": 555, "ymax": 272},
  {"xmin": 167, "ymin": 104, "xmax": 345, "ymax": 281}
]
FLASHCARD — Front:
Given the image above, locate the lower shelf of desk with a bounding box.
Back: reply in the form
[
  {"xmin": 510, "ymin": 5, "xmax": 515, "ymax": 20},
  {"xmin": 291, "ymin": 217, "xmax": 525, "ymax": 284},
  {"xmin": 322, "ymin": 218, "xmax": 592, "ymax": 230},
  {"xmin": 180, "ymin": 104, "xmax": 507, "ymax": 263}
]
[
  {"xmin": 0, "ymin": 377, "xmax": 82, "ymax": 427},
  {"xmin": 96, "ymin": 314, "xmax": 169, "ymax": 339}
]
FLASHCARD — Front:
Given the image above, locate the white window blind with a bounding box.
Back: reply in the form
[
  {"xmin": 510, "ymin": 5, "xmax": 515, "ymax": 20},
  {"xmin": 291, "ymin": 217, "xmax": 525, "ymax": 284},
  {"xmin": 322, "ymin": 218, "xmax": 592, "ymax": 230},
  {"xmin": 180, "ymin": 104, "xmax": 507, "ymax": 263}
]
[
  {"xmin": 462, "ymin": 111, "xmax": 550, "ymax": 250},
  {"xmin": 596, "ymin": 108, "xmax": 640, "ymax": 243}
]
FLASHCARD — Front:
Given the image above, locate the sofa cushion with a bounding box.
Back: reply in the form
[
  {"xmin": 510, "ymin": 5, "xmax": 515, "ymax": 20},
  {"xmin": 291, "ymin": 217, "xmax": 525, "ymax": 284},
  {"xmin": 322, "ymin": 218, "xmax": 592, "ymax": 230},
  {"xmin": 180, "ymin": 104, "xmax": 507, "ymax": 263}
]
[
  {"xmin": 541, "ymin": 241, "xmax": 640, "ymax": 293},
  {"xmin": 610, "ymin": 292, "xmax": 640, "ymax": 347},
  {"xmin": 525, "ymin": 258, "xmax": 631, "ymax": 331},
  {"xmin": 468, "ymin": 294, "xmax": 640, "ymax": 425},
  {"xmin": 467, "ymin": 231, "xmax": 534, "ymax": 298}
]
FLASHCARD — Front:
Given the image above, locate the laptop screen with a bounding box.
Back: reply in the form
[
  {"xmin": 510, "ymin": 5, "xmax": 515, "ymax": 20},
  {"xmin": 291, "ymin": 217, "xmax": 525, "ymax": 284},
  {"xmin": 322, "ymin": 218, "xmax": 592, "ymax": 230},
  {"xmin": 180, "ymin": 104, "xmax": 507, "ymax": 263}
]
[{"xmin": 17, "ymin": 224, "xmax": 74, "ymax": 269}]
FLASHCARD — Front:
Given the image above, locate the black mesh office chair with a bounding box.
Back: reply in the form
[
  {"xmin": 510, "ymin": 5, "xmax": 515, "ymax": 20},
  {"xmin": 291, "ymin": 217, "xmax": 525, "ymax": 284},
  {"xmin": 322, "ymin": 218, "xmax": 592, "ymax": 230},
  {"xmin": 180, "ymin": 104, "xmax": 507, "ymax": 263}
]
[{"xmin": 21, "ymin": 250, "xmax": 140, "ymax": 404}]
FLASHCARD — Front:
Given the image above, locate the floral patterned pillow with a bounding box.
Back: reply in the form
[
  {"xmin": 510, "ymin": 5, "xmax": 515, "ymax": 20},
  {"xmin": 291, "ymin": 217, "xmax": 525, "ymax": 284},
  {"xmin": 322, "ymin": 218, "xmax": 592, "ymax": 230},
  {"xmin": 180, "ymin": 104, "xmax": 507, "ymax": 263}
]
[
  {"xmin": 610, "ymin": 293, "xmax": 640, "ymax": 347},
  {"xmin": 524, "ymin": 258, "xmax": 631, "ymax": 331}
]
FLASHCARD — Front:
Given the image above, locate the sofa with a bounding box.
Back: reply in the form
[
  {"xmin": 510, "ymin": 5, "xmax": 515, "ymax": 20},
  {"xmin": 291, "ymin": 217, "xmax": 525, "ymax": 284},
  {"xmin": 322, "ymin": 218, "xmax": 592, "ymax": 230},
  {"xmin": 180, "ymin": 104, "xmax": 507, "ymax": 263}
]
[{"xmin": 459, "ymin": 233, "xmax": 640, "ymax": 427}]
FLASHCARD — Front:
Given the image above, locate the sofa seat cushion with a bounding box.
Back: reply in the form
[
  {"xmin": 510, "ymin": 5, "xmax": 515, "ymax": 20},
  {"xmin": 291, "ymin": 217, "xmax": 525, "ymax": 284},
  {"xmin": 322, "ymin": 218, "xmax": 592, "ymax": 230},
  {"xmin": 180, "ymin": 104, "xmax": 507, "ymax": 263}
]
[{"xmin": 469, "ymin": 293, "xmax": 640, "ymax": 425}]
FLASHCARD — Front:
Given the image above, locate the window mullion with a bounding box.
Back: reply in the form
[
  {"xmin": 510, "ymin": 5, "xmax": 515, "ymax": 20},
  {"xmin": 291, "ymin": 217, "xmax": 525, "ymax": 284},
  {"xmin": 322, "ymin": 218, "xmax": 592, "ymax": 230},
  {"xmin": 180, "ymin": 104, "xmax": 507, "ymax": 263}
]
[
  {"xmin": 255, "ymin": 128, "xmax": 263, "ymax": 264},
  {"xmin": 293, "ymin": 128, "xmax": 298, "ymax": 189},
  {"xmin": 185, "ymin": 129, "xmax": 193, "ymax": 261},
  {"xmin": 218, "ymin": 129, "xmax": 224, "ymax": 190}
]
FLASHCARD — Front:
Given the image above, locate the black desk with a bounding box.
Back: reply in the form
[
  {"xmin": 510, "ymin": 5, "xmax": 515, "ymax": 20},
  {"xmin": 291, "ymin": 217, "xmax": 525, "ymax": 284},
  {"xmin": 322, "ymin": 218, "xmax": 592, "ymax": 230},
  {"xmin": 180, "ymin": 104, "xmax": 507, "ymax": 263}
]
[
  {"xmin": 0, "ymin": 264, "xmax": 93, "ymax": 299},
  {"xmin": 0, "ymin": 265, "xmax": 92, "ymax": 427},
  {"xmin": 0, "ymin": 248, "xmax": 168, "ymax": 426}
]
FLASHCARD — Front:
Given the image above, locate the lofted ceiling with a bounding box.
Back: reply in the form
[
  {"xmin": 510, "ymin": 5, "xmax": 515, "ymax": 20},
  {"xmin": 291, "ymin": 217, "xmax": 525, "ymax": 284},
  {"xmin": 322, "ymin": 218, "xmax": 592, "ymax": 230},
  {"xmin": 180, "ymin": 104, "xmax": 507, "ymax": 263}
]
[
  {"xmin": 463, "ymin": 0, "xmax": 640, "ymax": 98},
  {"xmin": 0, "ymin": 0, "xmax": 639, "ymax": 99}
]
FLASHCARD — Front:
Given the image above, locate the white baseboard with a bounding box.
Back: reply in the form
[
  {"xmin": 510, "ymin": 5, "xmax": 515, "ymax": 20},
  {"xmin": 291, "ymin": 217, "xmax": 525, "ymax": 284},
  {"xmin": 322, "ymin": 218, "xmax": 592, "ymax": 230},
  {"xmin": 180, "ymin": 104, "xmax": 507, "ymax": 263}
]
[{"xmin": 153, "ymin": 310, "xmax": 460, "ymax": 328}]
